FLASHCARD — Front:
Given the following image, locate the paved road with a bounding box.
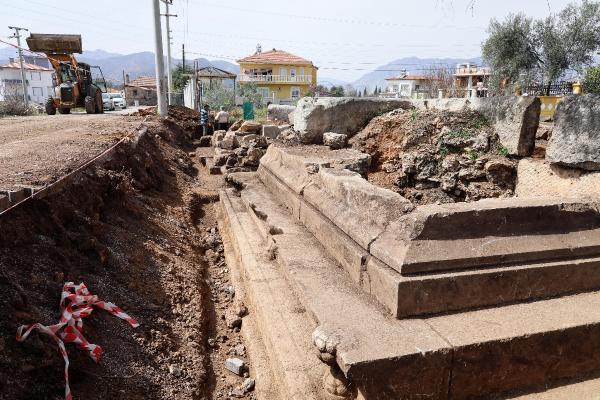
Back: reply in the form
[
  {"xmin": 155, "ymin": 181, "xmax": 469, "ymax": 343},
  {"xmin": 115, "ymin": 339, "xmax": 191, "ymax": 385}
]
[{"xmin": 0, "ymin": 112, "xmax": 144, "ymax": 189}]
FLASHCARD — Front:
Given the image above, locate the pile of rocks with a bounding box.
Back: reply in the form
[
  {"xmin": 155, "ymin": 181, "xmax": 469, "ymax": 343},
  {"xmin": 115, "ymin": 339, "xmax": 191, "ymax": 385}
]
[
  {"xmin": 351, "ymin": 108, "xmax": 517, "ymax": 204},
  {"xmin": 207, "ymin": 120, "xmax": 271, "ymax": 174},
  {"xmin": 202, "ymin": 119, "xmax": 300, "ymax": 174}
]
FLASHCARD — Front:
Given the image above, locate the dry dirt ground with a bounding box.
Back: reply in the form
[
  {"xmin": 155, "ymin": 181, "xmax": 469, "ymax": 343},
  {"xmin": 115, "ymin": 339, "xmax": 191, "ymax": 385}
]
[
  {"xmin": 0, "ymin": 113, "xmax": 143, "ymax": 189},
  {"xmin": 0, "ymin": 110, "xmax": 255, "ymax": 400}
]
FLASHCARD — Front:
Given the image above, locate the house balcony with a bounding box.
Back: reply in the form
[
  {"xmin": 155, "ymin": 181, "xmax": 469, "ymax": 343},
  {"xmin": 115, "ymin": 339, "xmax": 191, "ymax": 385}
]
[
  {"xmin": 238, "ymin": 74, "xmax": 313, "ymax": 84},
  {"xmin": 454, "ymin": 66, "xmax": 492, "ymax": 77}
]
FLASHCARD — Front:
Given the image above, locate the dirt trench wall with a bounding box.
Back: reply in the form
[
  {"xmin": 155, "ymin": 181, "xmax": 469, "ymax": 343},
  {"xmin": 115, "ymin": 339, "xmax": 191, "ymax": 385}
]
[{"xmin": 0, "ymin": 122, "xmax": 213, "ymax": 400}]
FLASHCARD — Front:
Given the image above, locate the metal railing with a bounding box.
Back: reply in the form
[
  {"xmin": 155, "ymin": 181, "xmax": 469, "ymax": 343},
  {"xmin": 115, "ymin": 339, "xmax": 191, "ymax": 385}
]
[
  {"xmin": 522, "ymin": 82, "xmax": 574, "ymax": 96},
  {"xmin": 238, "ymin": 74, "xmax": 313, "ymax": 84}
]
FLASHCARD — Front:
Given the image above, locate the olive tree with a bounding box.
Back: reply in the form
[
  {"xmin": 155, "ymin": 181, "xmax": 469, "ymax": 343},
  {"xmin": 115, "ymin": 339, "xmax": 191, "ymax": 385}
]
[{"xmin": 482, "ymin": 1, "xmax": 600, "ymax": 94}]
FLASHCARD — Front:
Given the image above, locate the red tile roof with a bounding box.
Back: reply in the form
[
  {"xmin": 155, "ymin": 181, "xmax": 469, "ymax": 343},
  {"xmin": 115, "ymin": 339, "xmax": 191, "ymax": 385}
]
[
  {"xmin": 238, "ymin": 49, "xmax": 314, "ymax": 65},
  {"xmin": 385, "ymin": 75, "xmax": 433, "ymax": 81},
  {"xmin": 0, "ymin": 61, "xmax": 52, "ymax": 71},
  {"xmin": 126, "ymin": 76, "xmax": 156, "ymax": 88}
]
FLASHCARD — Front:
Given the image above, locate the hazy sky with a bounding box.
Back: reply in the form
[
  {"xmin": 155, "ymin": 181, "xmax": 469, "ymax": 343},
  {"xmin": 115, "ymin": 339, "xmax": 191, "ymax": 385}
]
[{"xmin": 0, "ymin": 0, "xmax": 576, "ymax": 81}]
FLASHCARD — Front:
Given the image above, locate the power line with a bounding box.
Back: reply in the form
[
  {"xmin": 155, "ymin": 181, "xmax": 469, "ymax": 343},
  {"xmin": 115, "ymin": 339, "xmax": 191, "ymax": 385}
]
[
  {"xmin": 199, "ymin": 1, "xmax": 487, "ymax": 30},
  {"xmin": 184, "ymin": 50, "xmax": 479, "ymax": 73}
]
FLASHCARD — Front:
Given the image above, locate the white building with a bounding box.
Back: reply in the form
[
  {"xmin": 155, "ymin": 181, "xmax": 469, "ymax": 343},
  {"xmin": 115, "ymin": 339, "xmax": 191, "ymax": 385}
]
[
  {"xmin": 0, "ymin": 59, "xmax": 54, "ymax": 105},
  {"xmin": 383, "ymin": 74, "xmax": 435, "ymax": 99}
]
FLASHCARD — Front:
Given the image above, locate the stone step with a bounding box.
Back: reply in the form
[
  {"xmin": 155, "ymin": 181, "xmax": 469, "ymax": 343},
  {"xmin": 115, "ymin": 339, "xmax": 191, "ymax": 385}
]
[
  {"xmin": 218, "ymin": 188, "xmax": 327, "ymax": 400},
  {"xmin": 254, "ymin": 166, "xmax": 600, "ymax": 318},
  {"xmin": 219, "ymin": 175, "xmax": 600, "ymax": 399}
]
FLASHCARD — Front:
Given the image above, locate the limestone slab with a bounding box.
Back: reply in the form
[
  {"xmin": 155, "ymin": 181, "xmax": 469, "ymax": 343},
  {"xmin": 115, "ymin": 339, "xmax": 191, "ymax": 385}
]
[{"xmin": 547, "ymin": 94, "xmax": 600, "ymax": 170}]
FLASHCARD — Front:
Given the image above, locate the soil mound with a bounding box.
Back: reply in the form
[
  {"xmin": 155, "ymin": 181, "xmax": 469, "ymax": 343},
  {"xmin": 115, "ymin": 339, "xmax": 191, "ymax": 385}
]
[
  {"xmin": 133, "ymin": 105, "xmax": 200, "ymax": 136},
  {"xmin": 0, "ymin": 121, "xmax": 215, "ymax": 400},
  {"xmin": 350, "ymin": 108, "xmax": 517, "ymax": 205}
]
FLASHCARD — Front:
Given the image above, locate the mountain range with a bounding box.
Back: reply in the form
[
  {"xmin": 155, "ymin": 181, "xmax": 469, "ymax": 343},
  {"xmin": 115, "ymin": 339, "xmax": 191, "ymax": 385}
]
[{"xmin": 0, "ymin": 47, "xmax": 484, "ymax": 90}]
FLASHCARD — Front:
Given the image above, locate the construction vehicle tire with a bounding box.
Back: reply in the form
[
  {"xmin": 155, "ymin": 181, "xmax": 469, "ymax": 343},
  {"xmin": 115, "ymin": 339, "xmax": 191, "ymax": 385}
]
[
  {"xmin": 58, "ymin": 107, "xmax": 71, "ymax": 114},
  {"xmin": 85, "ymin": 96, "xmax": 95, "ymax": 114},
  {"xmin": 45, "ymin": 98, "xmax": 56, "ymax": 115},
  {"xmin": 96, "ymin": 91, "xmax": 104, "ymax": 114}
]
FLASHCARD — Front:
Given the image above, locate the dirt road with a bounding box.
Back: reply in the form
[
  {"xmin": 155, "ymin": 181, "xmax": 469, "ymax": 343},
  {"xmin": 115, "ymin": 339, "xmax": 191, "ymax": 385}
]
[{"xmin": 0, "ymin": 113, "xmax": 144, "ymax": 189}]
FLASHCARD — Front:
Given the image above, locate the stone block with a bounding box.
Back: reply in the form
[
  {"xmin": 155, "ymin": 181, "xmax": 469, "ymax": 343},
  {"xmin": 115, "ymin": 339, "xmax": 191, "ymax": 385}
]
[
  {"xmin": 304, "ymin": 168, "xmax": 410, "ymax": 250},
  {"xmin": 238, "ymin": 120, "xmax": 262, "ymax": 134},
  {"xmin": 293, "ymin": 97, "xmax": 413, "ymax": 144},
  {"xmin": 239, "ymin": 134, "xmax": 268, "ymax": 149},
  {"xmin": 220, "ymin": 132, "xmax": 239, "ymax": 150},
  {"xmin": 546, "ymin": 94, "xmax": 600, "ymax": 170},
  {"xmin": 262, "ymin": 124, "xmax": 280, "ymax": 139},
  {"xmin": 516, "ymin": 159, "xmax": 600, "ymax": 199},
  {"xmin": 267, "ymin": 104, "xmax": 296, "ymax": 122},
  {"xmin": 322, "ymin": 132, "xmax": 348, "ymax": 149},
  {"xmin": 211, "ymin": 130, "xmax": 226, "ymax": 147},
  {"xmin": 225, "ymin": 358, "xmax": 246, "ymax": 375},
  {"xmin": 470, "ymin": 96, "xmax": 541, "ymax": 156},
  {"xmin": 198, "ymin": 135, "xmax": 212, "ymax": 147},
  {"xmin": 371, "ymin": 198, "xmax": 600, "ymax": 275},
  {"xmin": 420, "ymin": 96, "xmax": 541, "ymax": 156}
]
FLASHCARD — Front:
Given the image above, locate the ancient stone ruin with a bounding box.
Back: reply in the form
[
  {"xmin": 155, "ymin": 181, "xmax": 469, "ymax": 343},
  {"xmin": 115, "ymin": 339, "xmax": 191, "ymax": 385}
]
[{"xmin": 216, "ymin": 95, "xmax": 600, "ymax": 399}]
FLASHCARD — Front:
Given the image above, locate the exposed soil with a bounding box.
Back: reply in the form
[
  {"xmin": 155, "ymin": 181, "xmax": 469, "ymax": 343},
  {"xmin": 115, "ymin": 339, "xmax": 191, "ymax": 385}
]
[
  {"xmin": 350, "ymin": 108, "xmax": 518, "ymax": 205},
  {"xmin": 133, "ymin": 105, "xmax": 201, "ymax": 137},
  {"xmin": 0, "ymin": 113, "xmax": 144, "ymax": 189},
  {"xmin": 0, "ymin": 112, "xmax": 254, "ymax": 399}
]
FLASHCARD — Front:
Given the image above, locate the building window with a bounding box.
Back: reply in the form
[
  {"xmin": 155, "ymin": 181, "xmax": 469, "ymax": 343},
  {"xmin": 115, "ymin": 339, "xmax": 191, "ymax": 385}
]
[
  {"xmin": 290, "ymin": 67, "xmax": 296, "ymax": 78},
  {"xmin": 392, "ymin": 84, "xmax": 399, "ymax": 93},
  {"xmin": 32, "ymin": 87, "xmax": 43, "ymax": 96},
  {"xmin": 399, "ymin": 83, "xmax": 411, "ymax": 97},
  {"xmin": 132, "ymin": 89, "xmax": 138, "ymax": 96},
  {"xmin": 257, "ymin": 87, "xmax": 269, "ymax": 98},
  {"xmin": 279, "ymin": 67, "xmax": 287, "ymax": 79},
  {"xmin": 291, "ymin": 87, "xmax": 301, "ymax": 98},
  {"xmin": 31, "ymin": 72, "xmax": 41, "ymax": 81}
]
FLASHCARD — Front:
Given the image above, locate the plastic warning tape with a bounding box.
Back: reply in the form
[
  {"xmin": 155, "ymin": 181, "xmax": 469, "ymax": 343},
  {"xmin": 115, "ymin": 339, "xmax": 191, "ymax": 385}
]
[{"xmin": 16, "ymin": 282, "xmax": 139, "ymax": 400}]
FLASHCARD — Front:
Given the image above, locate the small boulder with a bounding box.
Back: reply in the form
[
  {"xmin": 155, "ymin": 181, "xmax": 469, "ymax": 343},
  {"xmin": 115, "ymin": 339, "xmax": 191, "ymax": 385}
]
[
  {"xmin": 323, "ymin": 132, "xmax": 348, "ymax": 149},
  {"xmin": 240, "ymin": 134, "xmax": 268, "ymax": 149},
  {"xmin": 211, "ymin": 130, "xmax": 226, "ymax": 147},
  {"xmin": 221, "ymin": 132, "xmax": 239, "ymax": 150},
  {"xmin": 262, "ymin": 124, "xmax": 280, "ymax": 139},
  {"xmin": 485, "ymin": 158, "xmax": 516, "ymax": 186},
  {"xmin": 229, "ymin": 119, "xmax": 243, "ymax": 132},
  {"xmin": 225, "ymin": 358, "xmax": 245, "ymax": 376},
  {"xmin": 199, "ymin": 136, "xmax": 212, "ymax": 147},
  {"xmin": 238, "ymin": 120, "xmax": 262, "ymax": 134}
]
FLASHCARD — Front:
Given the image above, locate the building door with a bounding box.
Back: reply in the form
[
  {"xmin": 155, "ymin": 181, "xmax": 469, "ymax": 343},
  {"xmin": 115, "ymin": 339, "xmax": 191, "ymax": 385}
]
[{"xmin": 279, "ymin": 67, "xmax": 287, "ymax": 82}]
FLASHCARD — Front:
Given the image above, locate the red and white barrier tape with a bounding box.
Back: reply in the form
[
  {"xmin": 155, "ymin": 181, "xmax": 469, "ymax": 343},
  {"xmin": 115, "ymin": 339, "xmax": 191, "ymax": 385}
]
[{"xmin": 16, "ymin": 282, "xmax": 139, "ymax": 400}]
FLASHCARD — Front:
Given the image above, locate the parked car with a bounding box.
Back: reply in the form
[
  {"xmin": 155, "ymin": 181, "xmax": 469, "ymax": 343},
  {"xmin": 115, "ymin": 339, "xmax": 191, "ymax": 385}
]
[
  {"xmin": 102, "ymin": 93, "xmax": 114, "ymax": 111},
  {"xmin": 109, "ymin": 93, "xmax": 126, "ymax": 110}
]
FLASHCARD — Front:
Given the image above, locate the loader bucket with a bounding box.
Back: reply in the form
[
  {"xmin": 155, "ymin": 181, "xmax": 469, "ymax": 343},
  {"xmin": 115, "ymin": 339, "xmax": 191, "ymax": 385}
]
[{"xmin": 26, "ymin": 33, "xmax": 82, "ymax": 54}]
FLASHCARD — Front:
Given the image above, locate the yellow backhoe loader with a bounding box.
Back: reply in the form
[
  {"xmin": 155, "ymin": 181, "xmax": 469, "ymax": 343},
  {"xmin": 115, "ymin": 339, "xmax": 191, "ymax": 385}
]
[{"xmin": 26, "ymin": 33, "xmax": 107, "ymax": 115}]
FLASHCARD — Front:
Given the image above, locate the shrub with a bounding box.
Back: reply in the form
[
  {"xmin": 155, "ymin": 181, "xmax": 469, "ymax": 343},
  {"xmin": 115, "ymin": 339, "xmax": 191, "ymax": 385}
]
[
  {"xmin": 0, "ymin": 95, "xmax": 38, "ymax": 117},
  {"xmin": 584, "ymin": 66, "xmax": 600, "ymax": 94}
]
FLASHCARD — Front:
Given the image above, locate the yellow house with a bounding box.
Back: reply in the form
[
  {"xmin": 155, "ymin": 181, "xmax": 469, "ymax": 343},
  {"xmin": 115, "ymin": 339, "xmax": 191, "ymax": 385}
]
[{"xmin": 237, "ymin": 47, "xmax": 318, "ymax": 104}]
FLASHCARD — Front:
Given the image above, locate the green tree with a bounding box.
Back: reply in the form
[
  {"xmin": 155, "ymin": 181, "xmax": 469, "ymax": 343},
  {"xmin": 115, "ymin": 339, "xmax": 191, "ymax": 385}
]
[
  {"xmin": 482, "ymin": 1, "xmax": 600, "ymax": 94},
  {"xmin": 203, "ymin": 86, "xmax": 236, "ymax": 109},
  {"xmin": 584, "ymin": 66, "xmax": 600, "ymax": 93},
  {"xmin": 330, "ymin": 85, "xmax": 345, "ymax": 97},
  {"xmin": 172, "ymin": 63, "xmax": 194, "ymax": 91},
  {"xmin": 238, "ymin": 82, "xmax": 263, "ymax": 106}
]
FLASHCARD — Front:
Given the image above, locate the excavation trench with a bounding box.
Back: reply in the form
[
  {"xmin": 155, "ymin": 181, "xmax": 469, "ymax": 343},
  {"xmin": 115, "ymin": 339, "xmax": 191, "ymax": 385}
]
[{"xmin": 0, "ymin": 114, "xmax": 252, "ymax": 400}]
